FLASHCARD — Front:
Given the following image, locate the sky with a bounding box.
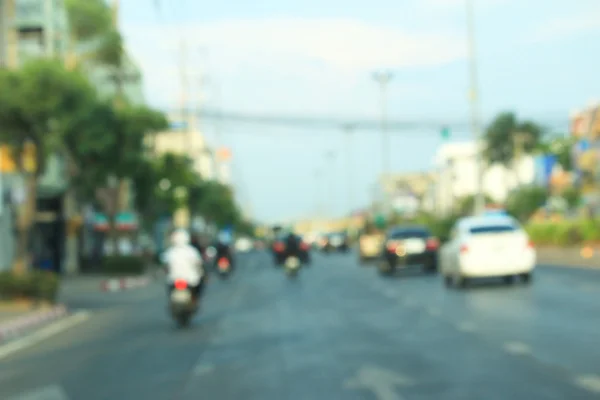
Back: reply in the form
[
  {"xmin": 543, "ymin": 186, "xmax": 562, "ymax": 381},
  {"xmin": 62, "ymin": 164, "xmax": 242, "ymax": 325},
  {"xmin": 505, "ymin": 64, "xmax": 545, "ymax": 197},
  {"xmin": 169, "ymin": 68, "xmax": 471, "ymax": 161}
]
[{"xmin": 119, "ymin": 0, "xmax": 600, "ymax": 223}]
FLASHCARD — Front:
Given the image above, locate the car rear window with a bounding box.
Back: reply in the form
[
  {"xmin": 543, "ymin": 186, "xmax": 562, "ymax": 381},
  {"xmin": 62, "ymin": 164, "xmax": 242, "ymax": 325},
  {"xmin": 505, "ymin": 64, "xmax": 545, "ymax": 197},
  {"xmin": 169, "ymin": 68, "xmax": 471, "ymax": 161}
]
[
  {"xmin": 390, "ymin": 229, "xmax": 429, "ymax": 239},
  {"xmin": 469, "ymin": 225, "xmax": 517, "ymax": 234}
]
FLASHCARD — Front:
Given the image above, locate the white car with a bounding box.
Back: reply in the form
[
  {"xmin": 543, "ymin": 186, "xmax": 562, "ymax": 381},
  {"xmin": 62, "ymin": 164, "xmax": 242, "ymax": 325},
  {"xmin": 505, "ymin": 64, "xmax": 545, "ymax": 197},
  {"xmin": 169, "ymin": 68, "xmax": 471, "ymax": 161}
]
[{"xmin": 440, "ymin": 214, "xmax": 535, "ymax": 287}]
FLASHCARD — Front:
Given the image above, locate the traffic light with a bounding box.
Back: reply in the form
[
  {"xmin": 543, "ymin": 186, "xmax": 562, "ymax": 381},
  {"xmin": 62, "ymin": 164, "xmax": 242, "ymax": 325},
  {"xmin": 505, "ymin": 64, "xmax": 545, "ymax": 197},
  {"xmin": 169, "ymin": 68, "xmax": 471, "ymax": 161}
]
[{"xmin": 441, "ymin": 126, "xmax": 450, "ymax": 140}]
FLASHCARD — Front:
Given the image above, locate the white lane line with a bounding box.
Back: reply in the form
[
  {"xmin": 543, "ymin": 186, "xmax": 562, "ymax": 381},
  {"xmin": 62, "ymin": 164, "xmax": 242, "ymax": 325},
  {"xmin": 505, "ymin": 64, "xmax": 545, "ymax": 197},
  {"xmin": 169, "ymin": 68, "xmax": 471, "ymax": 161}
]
[
  {"xmin": 503, "ymin": 341, "xmax": 531, "ymax": 356},
  {"xmin": 425, "ymin": 306, "xmax": 441, "ymax": 317},
  {"xmin": 575, "ymin": 375, "xmax": 600, "ymax": 394},
  {"xmin": 0, "ymin": 311, "xmax": 90, "ymax": 360},
  {"xmin": 456, "ymin": 321, "xmax": 476, "ymax": 332},
  {"xmin": 7, "ymin": 384, "xmax": 70, "ymax": 400},
  {"xmin": 193, "ymin": 363, "xmax": 215, "ymax": 376}
]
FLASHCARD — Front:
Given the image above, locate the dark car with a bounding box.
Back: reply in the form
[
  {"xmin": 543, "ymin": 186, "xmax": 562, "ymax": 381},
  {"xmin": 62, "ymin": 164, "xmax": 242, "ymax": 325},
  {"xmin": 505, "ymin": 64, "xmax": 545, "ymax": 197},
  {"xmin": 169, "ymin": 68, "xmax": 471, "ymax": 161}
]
[
  {"xmin": 379, "ymin": 225, "xmax": 439, "ymax": 275},
  {"xmin": 272, "ymin": 234, "xmax": 310, "ymax": 265},
  {"xmin": 322, "ymin": 232, "xmax": 349, "ymax": 253}
]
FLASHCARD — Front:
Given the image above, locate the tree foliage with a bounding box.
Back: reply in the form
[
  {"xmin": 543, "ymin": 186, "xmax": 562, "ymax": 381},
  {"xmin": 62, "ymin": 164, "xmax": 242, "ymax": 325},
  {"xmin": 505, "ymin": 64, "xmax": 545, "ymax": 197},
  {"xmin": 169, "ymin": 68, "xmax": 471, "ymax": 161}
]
[
  {"xmin": 505, "ymin": 186, "xmax": 548, "ymax": 222},
  {"xmin": 483, "ymin": 112, "xmax": 544, "ymax": 166}
]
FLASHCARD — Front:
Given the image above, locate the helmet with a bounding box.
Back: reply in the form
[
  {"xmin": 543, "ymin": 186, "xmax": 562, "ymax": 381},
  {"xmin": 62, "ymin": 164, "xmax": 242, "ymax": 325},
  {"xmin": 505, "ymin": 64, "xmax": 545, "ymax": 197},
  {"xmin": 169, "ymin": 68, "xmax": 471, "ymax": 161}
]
[{"xmin": 171, "ymin": 229, "xmax": 191, "ymax": 246}]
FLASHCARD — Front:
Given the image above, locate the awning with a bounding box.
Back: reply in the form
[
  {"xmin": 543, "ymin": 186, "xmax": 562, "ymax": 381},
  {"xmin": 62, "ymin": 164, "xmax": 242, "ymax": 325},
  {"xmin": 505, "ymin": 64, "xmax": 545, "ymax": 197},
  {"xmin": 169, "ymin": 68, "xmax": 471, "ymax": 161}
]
[{"xmin": 93, "ymin": 212, "xmax": 138, "ymax": 231}]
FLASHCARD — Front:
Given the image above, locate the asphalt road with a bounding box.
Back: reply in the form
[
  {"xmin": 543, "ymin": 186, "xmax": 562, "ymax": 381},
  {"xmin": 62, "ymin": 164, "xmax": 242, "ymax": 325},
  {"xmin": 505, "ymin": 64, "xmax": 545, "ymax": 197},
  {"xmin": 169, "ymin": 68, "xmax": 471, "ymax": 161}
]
[{"xmin": 1, "ymin": 251, "xmax": 600, "ymax": 399}]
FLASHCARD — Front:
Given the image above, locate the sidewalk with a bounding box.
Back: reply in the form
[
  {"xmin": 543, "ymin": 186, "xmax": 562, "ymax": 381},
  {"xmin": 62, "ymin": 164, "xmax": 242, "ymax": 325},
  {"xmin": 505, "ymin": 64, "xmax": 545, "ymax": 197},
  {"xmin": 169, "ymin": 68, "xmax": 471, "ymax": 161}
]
[{"xmin": 536, "ymin": 246, "xmax": 600, "ymax": 268}]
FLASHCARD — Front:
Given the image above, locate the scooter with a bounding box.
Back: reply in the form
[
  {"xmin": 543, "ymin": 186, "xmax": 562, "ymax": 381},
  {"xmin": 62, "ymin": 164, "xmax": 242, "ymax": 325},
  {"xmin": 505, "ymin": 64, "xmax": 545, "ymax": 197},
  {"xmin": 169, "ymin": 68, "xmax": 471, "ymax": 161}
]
[
  {"xmin": 284, "ymin": 254, "xmax": 301, "ymax": 277},
  {"xmin": 169, "ymin": 279, "xmax": 198, "ymax": 328},
  {"xmin": 216, "ymin": 256, "xmax": 233, "ymax": 278}
]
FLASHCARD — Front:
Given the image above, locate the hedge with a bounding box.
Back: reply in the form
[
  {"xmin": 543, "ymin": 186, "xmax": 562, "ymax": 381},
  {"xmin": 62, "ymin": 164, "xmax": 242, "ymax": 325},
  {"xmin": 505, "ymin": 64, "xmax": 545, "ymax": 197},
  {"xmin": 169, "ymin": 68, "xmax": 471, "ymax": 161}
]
[
  {"xmin": 525, "ymin": 220, "xmax": 600, "ymax": 246},
  {"xmin": 0, "ymin": 270, "xmax": 60, "ymax": 302},
  {"xmin": 101, "ymin": 255, "xmax": 147, "ymax": 275}
]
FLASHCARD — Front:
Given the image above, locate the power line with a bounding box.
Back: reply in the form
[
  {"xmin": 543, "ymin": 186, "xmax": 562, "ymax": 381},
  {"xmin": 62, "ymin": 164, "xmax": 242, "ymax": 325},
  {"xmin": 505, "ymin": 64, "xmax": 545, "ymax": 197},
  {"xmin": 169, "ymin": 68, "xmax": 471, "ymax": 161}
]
[{"xmin": 183, "ymin": 108, "xmax": 568, "ymax": 133}]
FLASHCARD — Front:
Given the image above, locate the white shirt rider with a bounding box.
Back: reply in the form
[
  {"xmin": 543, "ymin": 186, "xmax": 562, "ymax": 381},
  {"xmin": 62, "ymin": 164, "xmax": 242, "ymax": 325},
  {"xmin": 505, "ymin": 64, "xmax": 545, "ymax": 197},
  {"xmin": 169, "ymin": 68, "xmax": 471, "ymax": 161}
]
[{"xmin": 163, "ymin": 229, "xmax": 204, "ymax": 286}]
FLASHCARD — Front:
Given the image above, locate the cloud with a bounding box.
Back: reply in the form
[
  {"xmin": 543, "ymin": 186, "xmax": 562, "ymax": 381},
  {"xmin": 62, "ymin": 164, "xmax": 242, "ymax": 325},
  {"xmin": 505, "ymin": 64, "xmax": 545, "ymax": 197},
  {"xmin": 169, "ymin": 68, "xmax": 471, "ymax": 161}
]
[
  {"xmin": 528, "ymin": 7, "xmax": 600, "ymax": 43},
  {"xmin": 124, "ymin": 17, "xmax": 465, "ymax": 72},
  {"xmin": 122, "ymin": 17, "xmax": 467, "ymax": 111},
  {"xmin": 419, "ymin": 0, "xmax": 507, "ymax": 12}
]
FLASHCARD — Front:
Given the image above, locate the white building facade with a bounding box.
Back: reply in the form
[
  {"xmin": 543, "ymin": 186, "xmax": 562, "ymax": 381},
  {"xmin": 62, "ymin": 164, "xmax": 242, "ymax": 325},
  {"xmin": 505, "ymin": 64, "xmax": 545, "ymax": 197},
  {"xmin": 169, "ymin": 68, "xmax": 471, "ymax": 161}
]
[{"xmin": 427, "ymin": 141, "xmax": 535, "ymax": 216}]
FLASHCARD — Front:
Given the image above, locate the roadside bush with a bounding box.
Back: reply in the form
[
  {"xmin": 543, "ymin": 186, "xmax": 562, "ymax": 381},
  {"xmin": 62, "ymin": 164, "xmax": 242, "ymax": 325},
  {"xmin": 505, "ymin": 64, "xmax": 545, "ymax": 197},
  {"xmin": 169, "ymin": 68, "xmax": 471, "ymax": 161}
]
[
  {"xmin": 0, "ymin": 270, "xmax": 60, "ymax": 302},
  {"xmin": 101, "ymin": 255, "xmax": 146, "ymax": 275},
  {"xmin": 525, "ymin": 220, "xmax": 600, "ymax": 246}
]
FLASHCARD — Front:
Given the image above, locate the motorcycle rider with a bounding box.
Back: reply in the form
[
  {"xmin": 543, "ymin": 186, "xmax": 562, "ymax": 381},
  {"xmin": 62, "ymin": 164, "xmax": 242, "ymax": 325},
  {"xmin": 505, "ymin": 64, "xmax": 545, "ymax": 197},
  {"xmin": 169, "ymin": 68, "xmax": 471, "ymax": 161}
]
[
  {"xmin": 163, "ymin": 229, "xmax": 206, "ymax": 307},
  {"xmin": 283, "ymin": 228, "xmax": 302, "ymax": 259},
  {"xmin": 213, "ymin": 230, "xmax": 235, "ymax": 270}
]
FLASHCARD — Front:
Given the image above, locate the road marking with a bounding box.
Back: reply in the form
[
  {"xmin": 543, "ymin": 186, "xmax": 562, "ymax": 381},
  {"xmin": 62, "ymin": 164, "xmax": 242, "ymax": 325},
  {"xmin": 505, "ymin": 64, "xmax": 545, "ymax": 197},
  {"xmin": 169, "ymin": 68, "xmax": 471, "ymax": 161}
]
[
  {"xmin": 7, "ymin": 384, "xmax": 70, "ymax": 400},
  {"xmin": 344, "ymin": 364, "xmax": 413, "ymax": 400},
  {"xmin": 503, "ymin": 341, "xmax": 531, "ymax": 356},
  {"xmin": 426, "ymin": 306, "xmax": 441, "ymax": 317},
  {"xmin": 0, "ymin": 311, "xmax": 90, "ymax": 360},
  {"xmin": 575, "ymin": 375, "xmax": 600, "ymax": 394},
  {"xmin": 193, "ymin": 363, "xmax": 215, "ymax": 376},
  {"xmin": 456, "ymin": 321, "xmax": 476, "ymax": 332}
]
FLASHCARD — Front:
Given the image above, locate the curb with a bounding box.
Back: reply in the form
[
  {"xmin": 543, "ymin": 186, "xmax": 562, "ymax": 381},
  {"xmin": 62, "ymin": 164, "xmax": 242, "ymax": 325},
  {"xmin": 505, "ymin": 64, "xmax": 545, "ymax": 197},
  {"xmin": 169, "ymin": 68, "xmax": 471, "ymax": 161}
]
[
  {"xmin": 100, "ymin": 276, "xmax": 152, "ymax": 292},
  {"xmin": 0, "ymin": 305, "xmax": 68, "ymax": 344}
]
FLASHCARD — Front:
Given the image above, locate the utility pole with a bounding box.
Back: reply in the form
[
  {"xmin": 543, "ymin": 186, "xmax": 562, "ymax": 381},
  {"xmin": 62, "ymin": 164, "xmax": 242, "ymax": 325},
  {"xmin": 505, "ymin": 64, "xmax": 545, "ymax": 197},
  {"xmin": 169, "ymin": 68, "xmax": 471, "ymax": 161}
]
[
  {"xmin": 372, "ymin": 71, "xmax": 393, "ymax": 176},
  {"xmin": 343, "ymin": 124, "xmax": 355, "ymax": 215},
  {"xmin": 466, "ymin": 0, "xmax": 485, "ymax": 214},
  {"xmin": 372, "ymin": 71, "xmax": 393, "ymax": 216},
  {"xmin": 325, "ymin": 150, "xmax": 336, "ymax": 217}
]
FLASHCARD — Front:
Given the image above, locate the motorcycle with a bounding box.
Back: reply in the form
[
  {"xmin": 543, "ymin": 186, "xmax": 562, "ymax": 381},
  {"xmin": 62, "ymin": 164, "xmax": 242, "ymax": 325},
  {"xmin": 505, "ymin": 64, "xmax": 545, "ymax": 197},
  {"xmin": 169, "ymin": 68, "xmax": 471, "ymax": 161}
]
[
  {"xmin": 216, "ymin": 256, "xmax": 233, "ymax": 278},
  {"xmin": 284, "ymin": 254, "xmax": 301, "ymax": 277},
  {"xmin": 169, "ymin": 279, "xmax": 198, "ymax": 328}
]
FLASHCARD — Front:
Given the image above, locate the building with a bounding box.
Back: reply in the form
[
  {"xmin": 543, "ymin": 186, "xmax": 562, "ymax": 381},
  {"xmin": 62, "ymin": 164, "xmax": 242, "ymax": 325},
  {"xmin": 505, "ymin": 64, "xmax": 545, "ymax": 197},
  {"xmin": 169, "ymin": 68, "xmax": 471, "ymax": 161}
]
[
  {"xmin": 377, "ymin": 172, "xmax": 435, "ymax": 216},
  {"xmin": 427, "ymin": 141, "xmax": 535, "ymax": 216},
  {"xmin": 570, "ymin": 102, "xmax": 600, "ymax": 211},
  {"xmin": 147, "ymin": 113, "xmax": 216, "ymax": 180}
]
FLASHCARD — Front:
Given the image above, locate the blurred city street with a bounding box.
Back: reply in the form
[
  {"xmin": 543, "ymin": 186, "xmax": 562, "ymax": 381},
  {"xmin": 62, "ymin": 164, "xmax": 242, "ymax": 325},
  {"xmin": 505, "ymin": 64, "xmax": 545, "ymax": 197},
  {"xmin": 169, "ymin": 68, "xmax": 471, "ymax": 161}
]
[{"xmin": 1, "ymin": 251, "xmax": 600, "ymax": 400}]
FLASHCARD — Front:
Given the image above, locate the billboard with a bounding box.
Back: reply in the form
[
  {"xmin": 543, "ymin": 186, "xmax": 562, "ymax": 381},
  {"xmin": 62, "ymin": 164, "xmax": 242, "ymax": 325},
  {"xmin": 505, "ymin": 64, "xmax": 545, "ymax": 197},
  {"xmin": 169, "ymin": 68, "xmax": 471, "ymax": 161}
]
[{"xmin": 534, "ymin": 154, "xmax": 556, "ymax": 187}]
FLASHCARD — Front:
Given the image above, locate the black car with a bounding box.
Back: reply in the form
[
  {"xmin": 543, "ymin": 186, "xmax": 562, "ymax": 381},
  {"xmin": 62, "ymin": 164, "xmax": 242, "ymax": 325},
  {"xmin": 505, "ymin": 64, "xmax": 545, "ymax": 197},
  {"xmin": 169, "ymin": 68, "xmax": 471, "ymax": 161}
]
[
  {"xmin": 379, "ymin": 225, "xmax": 439, "ymax": 274},
  {"xmin": 322, "ymin": 232, "xmax": 349, "ymax": 253}
]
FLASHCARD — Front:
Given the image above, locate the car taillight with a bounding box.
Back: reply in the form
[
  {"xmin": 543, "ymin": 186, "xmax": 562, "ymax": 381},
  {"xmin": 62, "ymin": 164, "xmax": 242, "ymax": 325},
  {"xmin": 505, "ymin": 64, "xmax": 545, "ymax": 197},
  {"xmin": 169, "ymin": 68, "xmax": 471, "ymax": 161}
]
[
  {"xmin": 460, "ymin": 244, "xmax": 469, "ymax": 254},
  {"xmin": 426, "ymin": 237, "xmax": 439, "ymax": 250},
  {"xmin": 274, "ymin": 242, "xmax": 284, "ymax": 252},
  {"xmin": 174, "ymin": 280, "xmax": 187, "ymax": 290}
]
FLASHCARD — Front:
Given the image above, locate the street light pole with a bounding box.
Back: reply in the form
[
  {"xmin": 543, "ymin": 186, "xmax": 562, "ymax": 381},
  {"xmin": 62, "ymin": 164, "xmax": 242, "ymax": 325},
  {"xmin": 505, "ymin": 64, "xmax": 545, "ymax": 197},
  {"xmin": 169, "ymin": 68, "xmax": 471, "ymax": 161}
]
[
  {"xmin": 343, "ymin": 124, "xmax": 355, "ymax": 215},
  {"xmin": 326, "ymin": 151, "xmax": 336, "ymax": 217},
  {"xmin": 372, "ymin": 71, "xmax": 393, "ymax": 177},
  {"xmin": 466, "ymin": 0, "xmax": 485, "ymax": 214}
]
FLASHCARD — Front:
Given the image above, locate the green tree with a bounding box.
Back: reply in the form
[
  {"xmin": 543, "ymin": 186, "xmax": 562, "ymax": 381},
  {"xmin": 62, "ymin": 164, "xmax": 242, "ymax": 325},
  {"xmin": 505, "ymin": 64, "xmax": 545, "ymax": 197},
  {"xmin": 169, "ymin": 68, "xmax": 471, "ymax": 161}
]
[
  {"xmin": 505, "ymin": 186, "xmax": 548, "ymax": 222},
  {"xmin": 456, "ymin": 194, "xmax": 495, "ymax": 216},
  {"xmin": 0, "ymin": 60, "xmax": 97, "ymax": 272},
  {"xmin": 535, "ymin": 136, "xmax": 575, "ymax": 171},
  {"xmin": 64, "ymin": 104, "xmax": 167, "ymax": 246},
  {"xmin": 484, "ymin": 112, "xmax": 544, "ymax": 182},
  {"xmin": 192, "ymin": 181, "xmax": 243, "ymax": 228}
]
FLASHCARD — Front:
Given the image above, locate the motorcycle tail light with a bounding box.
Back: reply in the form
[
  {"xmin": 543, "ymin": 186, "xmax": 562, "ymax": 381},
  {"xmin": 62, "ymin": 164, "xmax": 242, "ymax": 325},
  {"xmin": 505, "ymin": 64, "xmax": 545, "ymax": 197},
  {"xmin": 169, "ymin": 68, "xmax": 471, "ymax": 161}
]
[
  {"xmin": 218, "ymin": 258, "xmax": 229, "ymax": 267},
  {"xmin": 174, "ymin": 280, "xmax": 187, "ymax": 289}
]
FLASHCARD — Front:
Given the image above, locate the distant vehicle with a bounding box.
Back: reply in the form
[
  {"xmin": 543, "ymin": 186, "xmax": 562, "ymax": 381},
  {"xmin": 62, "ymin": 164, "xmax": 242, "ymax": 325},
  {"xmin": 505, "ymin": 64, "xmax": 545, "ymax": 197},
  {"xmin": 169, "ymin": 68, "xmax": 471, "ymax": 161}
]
[
  {"xmin": 235, "ymin": 237, "xmax": 253, "ymax": 253},
  {"xmin": 358, "ymin": 224, "xmax": 385, "ymax": 264},
  {"xmin": 322, "ymin": 232, "xmax": 349, "ymax": 253},
  {"xmin": 439, "ymin": 214, "xmax": 535, "ymax": 288},
  {"xmin": 271, "ymin": 233, "xmax": 310, "ymax": 265},
  {"xmin": 378, "ymin": 225, "xmax": 439, "ymax": 275}
]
